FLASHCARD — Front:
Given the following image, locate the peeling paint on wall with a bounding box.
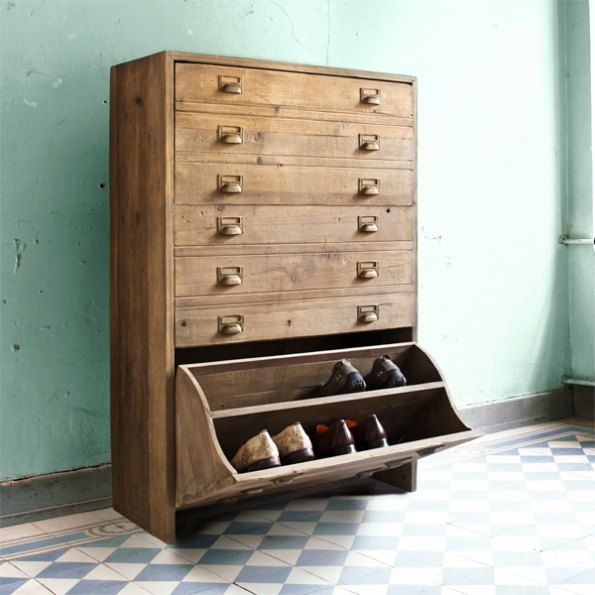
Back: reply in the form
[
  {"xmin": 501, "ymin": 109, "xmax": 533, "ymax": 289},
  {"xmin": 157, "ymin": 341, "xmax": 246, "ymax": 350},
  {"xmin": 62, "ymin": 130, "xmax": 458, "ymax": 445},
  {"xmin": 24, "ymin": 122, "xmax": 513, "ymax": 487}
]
[
  {"xmin": 0, "ymin": 0, "xmax": 571, "ymax": 482},
  {"xmin": 13, "ymin": 239, "xmax": 26, "ymax": 273}
]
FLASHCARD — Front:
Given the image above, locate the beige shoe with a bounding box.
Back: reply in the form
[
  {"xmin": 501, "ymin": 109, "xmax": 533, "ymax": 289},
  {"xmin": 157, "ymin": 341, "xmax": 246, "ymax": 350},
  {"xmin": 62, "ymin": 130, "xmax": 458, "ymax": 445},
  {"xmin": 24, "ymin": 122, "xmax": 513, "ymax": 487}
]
[
  {"xmin": 230, "ymin": 430, "xmax": 281, "ymax": 473},
  {"xmin": 272, "ymin": 422, "xmax": 315, "ymax": 465}
]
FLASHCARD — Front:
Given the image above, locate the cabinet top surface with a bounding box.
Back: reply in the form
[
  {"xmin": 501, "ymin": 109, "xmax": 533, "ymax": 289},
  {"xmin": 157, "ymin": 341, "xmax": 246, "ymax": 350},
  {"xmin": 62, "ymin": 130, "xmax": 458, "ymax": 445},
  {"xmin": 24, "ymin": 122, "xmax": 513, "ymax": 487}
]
[{"xmin": 113, "ymin": 50, "xmax": 417, "ymax": 84}]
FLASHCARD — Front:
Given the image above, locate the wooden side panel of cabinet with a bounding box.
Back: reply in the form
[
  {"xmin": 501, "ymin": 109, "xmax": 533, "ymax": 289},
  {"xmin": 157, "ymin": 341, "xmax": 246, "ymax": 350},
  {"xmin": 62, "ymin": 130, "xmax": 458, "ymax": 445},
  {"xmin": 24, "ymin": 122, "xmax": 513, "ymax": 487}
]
[{"xmin": 110, "ymin": 52, "xmax": 175, "ymax": 542}]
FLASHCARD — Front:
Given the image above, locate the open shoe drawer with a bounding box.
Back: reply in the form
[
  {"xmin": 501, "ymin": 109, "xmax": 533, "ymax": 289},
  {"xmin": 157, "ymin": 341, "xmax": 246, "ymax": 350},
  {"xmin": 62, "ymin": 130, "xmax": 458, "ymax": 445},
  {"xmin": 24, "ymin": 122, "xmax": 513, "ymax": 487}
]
[{"xmin": 175, "ymin": 342, "xmax": 480, "ymax": 509}]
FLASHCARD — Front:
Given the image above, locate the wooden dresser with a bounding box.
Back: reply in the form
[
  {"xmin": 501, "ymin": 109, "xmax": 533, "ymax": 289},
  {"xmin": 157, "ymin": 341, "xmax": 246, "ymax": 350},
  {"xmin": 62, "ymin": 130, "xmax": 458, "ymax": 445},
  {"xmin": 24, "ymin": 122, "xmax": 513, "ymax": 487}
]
[{"xmin": 110, "ymin": 51, "xmax": 478, "ymax": 542}]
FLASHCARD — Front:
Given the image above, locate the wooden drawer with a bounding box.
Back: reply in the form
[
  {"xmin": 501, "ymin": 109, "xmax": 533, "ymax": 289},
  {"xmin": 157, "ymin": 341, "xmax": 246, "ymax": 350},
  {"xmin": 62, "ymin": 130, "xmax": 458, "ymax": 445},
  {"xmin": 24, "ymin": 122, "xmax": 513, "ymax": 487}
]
[
  {"xmin": 176, "ymin": 342, "xmax": 479, "ymax": 508},
  {"xmin": 175, "ymin": 250, "xmax": 414, "ymax": 298},
  {"xmin": 175, "ymin": 63, "xmax": 414, "ymax": 119},
  {"xmin": 176, "ymin": 112, "xmax": 413, "ymax": 162},
  {"xmin": 175, "ymin": 160, "xmax": 414, "ymax": 206},
  {"xmin": 175, "ymin": 292, "xmax": 415, "ymax": 347},
  {"xmin": 174, "ymin": 205, "xmax": 414, "ymax": 246}
]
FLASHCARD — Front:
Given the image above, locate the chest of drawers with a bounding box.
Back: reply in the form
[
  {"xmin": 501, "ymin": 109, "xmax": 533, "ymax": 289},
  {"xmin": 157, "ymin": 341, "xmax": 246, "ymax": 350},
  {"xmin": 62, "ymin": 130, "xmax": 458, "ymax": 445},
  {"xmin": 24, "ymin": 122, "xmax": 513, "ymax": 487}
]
[{"xmin": 110, "ymin": 52, "xmax": 478, "ymax": 542}]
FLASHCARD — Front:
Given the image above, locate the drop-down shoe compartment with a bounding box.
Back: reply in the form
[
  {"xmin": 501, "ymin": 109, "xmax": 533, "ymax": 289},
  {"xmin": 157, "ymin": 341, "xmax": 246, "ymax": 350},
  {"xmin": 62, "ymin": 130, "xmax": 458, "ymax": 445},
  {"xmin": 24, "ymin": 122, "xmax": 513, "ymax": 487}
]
[{"xmin": 175, "ymin": 342, "xmax": 480, "ymax": 510}]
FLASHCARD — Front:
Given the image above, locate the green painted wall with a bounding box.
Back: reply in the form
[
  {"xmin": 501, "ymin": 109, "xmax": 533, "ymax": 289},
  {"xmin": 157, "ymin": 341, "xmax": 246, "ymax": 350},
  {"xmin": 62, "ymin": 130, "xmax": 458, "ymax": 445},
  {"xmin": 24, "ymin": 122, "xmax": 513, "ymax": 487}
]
[
  {"xmin": 0, "ymin": 0, "xmax": 572, "ymax": 480},
  {"xmin": 561, "ymin": 0, "xmax": 595, "ymax": 382}
]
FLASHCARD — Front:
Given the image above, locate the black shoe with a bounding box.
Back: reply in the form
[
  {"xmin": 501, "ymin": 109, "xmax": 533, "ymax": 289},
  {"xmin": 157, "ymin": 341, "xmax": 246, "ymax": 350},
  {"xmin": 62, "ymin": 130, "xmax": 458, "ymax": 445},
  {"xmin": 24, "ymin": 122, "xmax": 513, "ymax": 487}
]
[
  {"xmin": 365, "ymin": 355, "xmax": 407, "ymax": 390},
  {"xmin": 317, "ymin": 359, "xmax": 366, "ymax": 397}
]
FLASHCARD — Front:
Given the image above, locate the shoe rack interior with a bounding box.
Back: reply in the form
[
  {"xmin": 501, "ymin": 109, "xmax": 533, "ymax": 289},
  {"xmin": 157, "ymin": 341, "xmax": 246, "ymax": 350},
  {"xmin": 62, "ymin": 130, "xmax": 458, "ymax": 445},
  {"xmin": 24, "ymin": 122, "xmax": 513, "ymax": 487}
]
[{"xmin": 110, "ymin": 52, "xmax": 479, "ymax": 542}]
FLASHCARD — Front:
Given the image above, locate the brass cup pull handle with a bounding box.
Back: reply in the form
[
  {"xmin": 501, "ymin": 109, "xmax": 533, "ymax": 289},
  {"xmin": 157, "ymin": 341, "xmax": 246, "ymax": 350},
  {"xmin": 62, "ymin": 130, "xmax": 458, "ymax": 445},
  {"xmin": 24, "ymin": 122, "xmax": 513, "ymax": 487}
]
[
  {"xmin": 360, "ymin": 88, "xmax": 381, "ymax": 105},
  {"xmin": 360, "ymin": 311, "xmax": 378, "ymax": 323},
  {"xmin": 219, "ymin": 224, "xmax": 242, "ymax": 236},
  {"xmin": 358, "ymin": 215, "xmax": 379, "ymax": 233},
  {"xmin": 218, "ymin": 174, "xmax": 243, "ymax": 194},
  {"xmin": 222, "ymin": 82, "xmax": 242, "ymax": 93},
  {"xmin": 360, "ymin": 222, "xmax": 378, "ymax": 232},
  {"xmin": 361, "ymin": 185, "xmax": 379, "ymax": 195},
  {"xmin": 218, "ymin": 315, "xmax": 244, "ymax": 335},
  {"xmin": 221, "ymin": 322, "xmax": 242, "ymax": 335},
  {"xmin": 217, "ymin": 217, "xmax": 243, "ymax": 236},
  {"xmin": 218, "ymin": 125, "xmax": 244, "ymax": 144},
  {"xmin": 219, "ymin": 75, "xmax": 243, "ymax": 94},
  {"xmin": 221, "ymin": 133, "xmax": 243, "ymax": 144},
  {"xmin": 359, "ymin": 269, "xmax": 378, "ymax": 279},
  {"xmin": 358, "ymin": 216, "xmax": 379, "ymax": 233},
  {"xmin": 362, "ymin": 94, "xmax": 381, "ymax": 105},
  {"xmin": 357, "ymin": 261, "xmax": 379, "ymax": 279},
  {"xmin": 359, "ymin": 178, "xmax": 380, "ymax": 196},
  {"xmin": 220, "ymin": 274, "xmax": 242, "ymax": 286},
  {"xmin": 361, "ymin": 140, "xmax": 380, "ymax": 151},
  {"xmin": 358, "ymin": 305, "xmax": 380, "ymax": 324},
  {"xmin": 273, "ymin": 475, "xmax": 296, "ymax": 485},
  {"xmin": 221, "ymin": 181, "xmax": 242, "ymax": 193},
  {"xmin": 242, "ymin": 488, "xmax": 264, "ymax": 496},
  {"xmin": 217, "ymin": 266, "xmax": 243, "ymax": 286},
  {"xmin": 359, "ymin": 134, "xmax": 381, "ymax": 152}
]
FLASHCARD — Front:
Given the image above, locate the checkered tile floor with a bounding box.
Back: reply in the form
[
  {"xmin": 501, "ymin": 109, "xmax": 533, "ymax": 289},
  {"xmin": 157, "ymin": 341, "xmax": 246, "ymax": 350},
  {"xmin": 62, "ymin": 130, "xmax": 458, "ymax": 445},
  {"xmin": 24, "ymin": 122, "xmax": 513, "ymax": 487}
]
[{"xmin": 1, "ymin": 419, "xmax": 594, "ymax": 594}]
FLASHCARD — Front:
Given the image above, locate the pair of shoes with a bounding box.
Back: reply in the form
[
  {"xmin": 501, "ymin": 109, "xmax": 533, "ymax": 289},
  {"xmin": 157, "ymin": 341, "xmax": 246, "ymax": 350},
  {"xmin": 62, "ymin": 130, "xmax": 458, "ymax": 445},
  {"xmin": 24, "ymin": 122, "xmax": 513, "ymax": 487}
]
[
  {"xmin": 317, "ymin": 355, "xmax": 407, "ymax": 397},
  {"xmin": 231, "ymin": 422, "xmax": 314, "ymax": 473},
  {"xmin": 314, "ymin": 414, "xmax": 388, "ymax": 458}
]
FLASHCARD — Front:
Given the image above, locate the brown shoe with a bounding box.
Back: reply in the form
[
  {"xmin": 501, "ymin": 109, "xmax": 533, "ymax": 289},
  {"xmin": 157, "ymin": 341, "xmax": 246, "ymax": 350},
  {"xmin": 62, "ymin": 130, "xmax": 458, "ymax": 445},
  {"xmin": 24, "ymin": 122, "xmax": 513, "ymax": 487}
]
[
  {"xmin": 349, "ymin": 414, "xmax": 389, "ymax": 450},
  {"xmin": 313, "ymin": 419, "xmax": 357, "ymax": 458},
  {"xmin": 272, "ymin": 422, "xmax": 315, "ymax": 465},
  {"xmin": 317, "ymin": 359, "xmax": 366, "ymax": 397},
  {"xmin": 364, "ymin": 355, "xmax": 407, "ymax": 390},
  {"xmin": 230, "ymin": 430, "xmax": 281, "ymax": 473}
]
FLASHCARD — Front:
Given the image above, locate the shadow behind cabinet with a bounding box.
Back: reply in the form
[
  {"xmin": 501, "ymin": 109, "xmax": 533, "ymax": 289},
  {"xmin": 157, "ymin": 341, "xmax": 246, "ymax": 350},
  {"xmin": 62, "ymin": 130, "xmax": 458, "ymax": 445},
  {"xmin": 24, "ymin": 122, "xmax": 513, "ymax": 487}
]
[{"xmin": 110, "ymin": 51, "xmax": 478, "ymax": 542}]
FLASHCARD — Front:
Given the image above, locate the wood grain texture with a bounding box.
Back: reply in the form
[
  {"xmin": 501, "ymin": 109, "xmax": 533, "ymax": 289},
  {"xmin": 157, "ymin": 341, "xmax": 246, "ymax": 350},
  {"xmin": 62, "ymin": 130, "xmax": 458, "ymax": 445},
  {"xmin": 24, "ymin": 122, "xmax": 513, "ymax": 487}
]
[
  {"xmin": 213, "ymin": 385, "xmax": 446, "ymax": 456},
  {"xmin": 175, "ymin": 283, "xmax": 414, "ymax": 309},
  {"xmin": 189, "ymin": 343, "xmax": 436, "ymax": 410},
  {"xmin": 175, "ymin": 161, "xmax": 413, "ymax": 206},
  {"xmin": 175, "ymin": 338, "xmax": 477, "ymax": 508},
  {"xmin": 168, "ymin": 51, "xmax": 416, "ymax": 84},
  {"xmin": 174, "ymin": 204, "xmax": 414, "ymax": 246},
  {"xmin": 175, "ymin": 240, "xmax": 413, "ymax": 257},
  {"xmin": 175, "ymin": 62, "xmax": 414, "ymax": 117},
  {"xmin": 175, "ymin": 292, "xmax": 415, "ymax": 347},
  {"xmin": 374, "ymin": 460, "xmax": 418, "ymax": 492},
  {"xmin": 110, "ymin": 52, "xmax": 175, "ymax": 542},
  {"xmin": 175, "ymin": 430, "xmax": 475, "ymax": 509},
  {"xmin": 175, "ymin": 111, "xmax": 414, "ymax": 161},
  {"xmin": 177, "ymin": 152, "xmax": 412, "ymax": 170},
  {"xmin": 186, "ymin": 341, "xmax": 418, "ymax": 375},
  {"xmin": 173, "ymin": 338, "xmax": 478, "ymax": 509},
  {"xmin": 175, "ymin": 367, "xmax": 236, "ymax": 508},
  {"xmin": 175, "ymin": 250, "xmax": 413, "ymax": 298},
  {"xmin": 109, "ymin": 51, "xmax": 446, "ymax": 539},
  {"xmin": 175, "ymin": 101, "xmax": 413, "ymax": 127}
]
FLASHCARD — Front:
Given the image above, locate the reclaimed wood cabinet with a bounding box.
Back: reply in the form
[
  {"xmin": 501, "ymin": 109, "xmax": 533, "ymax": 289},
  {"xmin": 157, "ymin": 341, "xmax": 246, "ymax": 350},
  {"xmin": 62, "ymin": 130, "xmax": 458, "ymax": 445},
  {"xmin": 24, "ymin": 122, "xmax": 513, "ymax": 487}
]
[{"xmin": 110, "ymin": 51, "xmax": 479, "ymax": 542}]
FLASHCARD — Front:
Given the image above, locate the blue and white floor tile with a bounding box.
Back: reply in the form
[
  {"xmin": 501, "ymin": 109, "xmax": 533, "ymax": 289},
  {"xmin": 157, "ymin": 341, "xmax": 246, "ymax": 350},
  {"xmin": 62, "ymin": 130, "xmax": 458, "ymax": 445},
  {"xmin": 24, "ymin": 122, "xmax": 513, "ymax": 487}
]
[{"xmin": 1, "ymin": 419, "xmax": 594, "ymax": 594}]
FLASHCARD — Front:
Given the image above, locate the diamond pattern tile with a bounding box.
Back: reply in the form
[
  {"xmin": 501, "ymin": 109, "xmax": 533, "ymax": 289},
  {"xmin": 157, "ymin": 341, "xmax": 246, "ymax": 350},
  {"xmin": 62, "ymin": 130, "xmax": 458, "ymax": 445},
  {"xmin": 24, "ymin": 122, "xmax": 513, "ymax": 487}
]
[{"xmin": 0, "ymin": 422, "xmax": 593, "ymax": 594}]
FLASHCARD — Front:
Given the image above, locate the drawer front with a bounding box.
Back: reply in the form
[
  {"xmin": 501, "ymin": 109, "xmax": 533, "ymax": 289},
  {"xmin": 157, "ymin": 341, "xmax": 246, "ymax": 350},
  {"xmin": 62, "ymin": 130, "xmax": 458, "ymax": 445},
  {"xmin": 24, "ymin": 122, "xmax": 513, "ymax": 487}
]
[
  {"xmin": 175, "ymin": 293, "xmax": 415, "ymax": 347},
  {"xmin": 174, "ymin": 205, "xmax": 414, "ymax": 246},
  {"xmin": 175, "ymin": 63, "xmax": 414, "ymax": 119},
  {"xmin": 175, "ymin": 162, "xmax": 413, "ymax": 206},
  {"xmin": 176, "ymin": 112, "xmax": 414, "ymax": 162},
  {"xmin": 175, "ymin": 251, "xmax": 414, "ymax": 298}
]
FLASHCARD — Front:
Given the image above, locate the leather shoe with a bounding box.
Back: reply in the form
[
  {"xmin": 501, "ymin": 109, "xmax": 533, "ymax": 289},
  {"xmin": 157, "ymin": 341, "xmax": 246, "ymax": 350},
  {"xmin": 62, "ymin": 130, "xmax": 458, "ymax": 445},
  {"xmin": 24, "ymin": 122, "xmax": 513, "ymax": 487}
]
[
  {"xmin": 272, "ymin": 422, "xmax": 315, "ymax": 465},
  {"xmin": 364, "ymin": 354, "xmax": 407, "ymax": 390},
  {"xmin": 313, "ymin": 419, "xmax": 357, "ymax": 458},
  {"xmin": 348, "ymin": 414, "xmax": 389, "ymax": 450},
  {"xmin": 317, "ymin": 359, "xmax": 366, "ymax": 397},
  {"xmin": 231, "ymin": 430, "xmax": 281, "ymax": 473}
]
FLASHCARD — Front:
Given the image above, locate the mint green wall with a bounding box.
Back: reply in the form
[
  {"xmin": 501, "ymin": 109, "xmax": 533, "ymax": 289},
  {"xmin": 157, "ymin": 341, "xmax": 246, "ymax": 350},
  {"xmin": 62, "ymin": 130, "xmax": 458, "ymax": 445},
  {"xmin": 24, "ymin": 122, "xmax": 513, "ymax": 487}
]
[
  {"xmin": 0, "ymin": 0, "xmax": 570, "ymax": 481},
  {"xmin": 561, "ymin": 0, "xmax": 595, "ymax": 382}
]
